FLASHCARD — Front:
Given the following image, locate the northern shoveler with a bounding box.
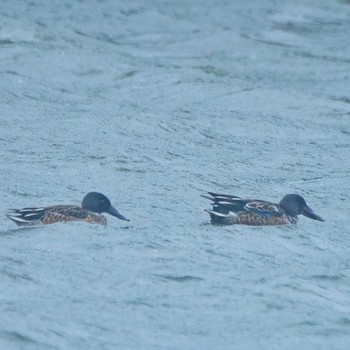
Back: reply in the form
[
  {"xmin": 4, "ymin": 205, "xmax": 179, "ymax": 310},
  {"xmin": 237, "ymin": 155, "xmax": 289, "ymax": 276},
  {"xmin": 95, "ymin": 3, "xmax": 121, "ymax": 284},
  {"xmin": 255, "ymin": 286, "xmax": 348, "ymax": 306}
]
[
  {"xmin": 6, "ymin": 192, "xmax": 130, "ymax": 226},
  {"xmin": 203, "ymin": 192, "xmax": 324, "ymax": 226}
]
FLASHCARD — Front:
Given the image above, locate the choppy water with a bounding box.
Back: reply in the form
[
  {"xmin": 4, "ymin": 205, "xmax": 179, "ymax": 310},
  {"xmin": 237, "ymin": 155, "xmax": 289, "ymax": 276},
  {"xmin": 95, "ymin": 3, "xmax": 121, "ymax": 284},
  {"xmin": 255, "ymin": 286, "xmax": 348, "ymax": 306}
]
[{"xmin": 1, "ymin": 1, "xmax": 350, "ymax": 349}]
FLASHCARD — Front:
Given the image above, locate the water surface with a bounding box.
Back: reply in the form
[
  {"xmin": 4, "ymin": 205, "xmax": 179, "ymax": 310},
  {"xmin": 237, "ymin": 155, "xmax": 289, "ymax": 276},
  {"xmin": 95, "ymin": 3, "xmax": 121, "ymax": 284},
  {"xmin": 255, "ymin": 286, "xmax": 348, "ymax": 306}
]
[{"xmin": 1, "ymin": 1, "xmax": 350, "ymax": 349}]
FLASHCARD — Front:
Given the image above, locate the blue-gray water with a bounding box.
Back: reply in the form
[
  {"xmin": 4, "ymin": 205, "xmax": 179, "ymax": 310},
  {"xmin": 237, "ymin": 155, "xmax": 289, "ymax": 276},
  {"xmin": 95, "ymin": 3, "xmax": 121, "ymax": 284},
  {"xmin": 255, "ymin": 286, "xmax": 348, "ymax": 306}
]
[{"xmin": 1, "ymin": 1, "xmax": 350, "ymax": 349}]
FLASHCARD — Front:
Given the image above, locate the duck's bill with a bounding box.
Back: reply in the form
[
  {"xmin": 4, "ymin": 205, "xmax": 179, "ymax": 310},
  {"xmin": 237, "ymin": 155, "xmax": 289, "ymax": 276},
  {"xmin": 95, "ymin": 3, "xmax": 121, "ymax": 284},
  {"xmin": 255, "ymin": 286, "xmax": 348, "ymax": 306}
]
[
  {"xmin": 302, "ymin": 206, "xmax": 324, "ymax": 222},
  {"xmin": 107, "ymin": 206, "xmax": 130, "ymax": 221}
]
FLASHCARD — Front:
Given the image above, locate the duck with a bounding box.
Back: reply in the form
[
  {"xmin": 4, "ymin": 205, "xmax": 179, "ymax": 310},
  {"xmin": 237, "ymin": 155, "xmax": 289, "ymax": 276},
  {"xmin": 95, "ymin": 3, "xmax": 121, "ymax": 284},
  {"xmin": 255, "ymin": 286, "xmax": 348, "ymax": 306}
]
[
  {"xmin": 6, "ymin": 192, "xmax": 129, "ymax": 226},
  {"xmin": 203, "ymin": 192, "xmax": 324, "ymax": 225}
]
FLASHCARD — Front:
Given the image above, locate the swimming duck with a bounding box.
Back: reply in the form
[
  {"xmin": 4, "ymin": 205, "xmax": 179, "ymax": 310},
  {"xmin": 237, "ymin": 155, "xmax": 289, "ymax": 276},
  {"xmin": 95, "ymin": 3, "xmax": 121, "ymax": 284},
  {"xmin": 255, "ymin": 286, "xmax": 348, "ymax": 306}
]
[
  {"xmin": 6, "ymin": 192, "xmax": 129, "ymax": 226},
  {"xmin": 203, "ymin": 192, "xmax": 324, "ymax": 225}
]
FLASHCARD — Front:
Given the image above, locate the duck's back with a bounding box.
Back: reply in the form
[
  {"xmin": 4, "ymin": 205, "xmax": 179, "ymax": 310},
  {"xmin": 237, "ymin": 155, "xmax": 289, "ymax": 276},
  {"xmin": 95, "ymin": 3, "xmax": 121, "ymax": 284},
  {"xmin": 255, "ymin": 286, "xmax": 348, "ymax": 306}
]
[{"xmin": 6, "ymin": 205, "xmax": 107, "ymax": 225}]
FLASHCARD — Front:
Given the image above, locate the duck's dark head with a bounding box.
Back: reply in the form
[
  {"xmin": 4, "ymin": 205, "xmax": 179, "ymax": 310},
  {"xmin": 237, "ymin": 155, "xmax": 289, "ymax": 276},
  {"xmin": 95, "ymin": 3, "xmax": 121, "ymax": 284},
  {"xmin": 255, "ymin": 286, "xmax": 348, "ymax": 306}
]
[
  {"xmin": 82, "ymin": 192, "xmax": 129, "ymax": 221},
  {"xmin": 279, "ymin": 194, "xmax": 324, "ymax": 221}
]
